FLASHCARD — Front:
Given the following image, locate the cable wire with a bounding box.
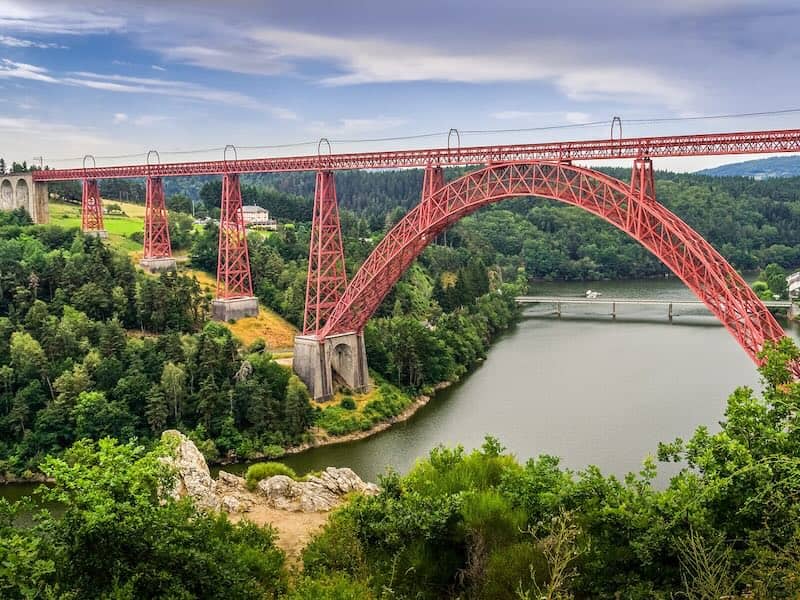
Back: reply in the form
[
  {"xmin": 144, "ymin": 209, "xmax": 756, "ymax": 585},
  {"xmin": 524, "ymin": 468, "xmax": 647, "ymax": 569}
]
[{"xmin": 38, "ymin": 107, "xmax": 800, "ymax": 164}]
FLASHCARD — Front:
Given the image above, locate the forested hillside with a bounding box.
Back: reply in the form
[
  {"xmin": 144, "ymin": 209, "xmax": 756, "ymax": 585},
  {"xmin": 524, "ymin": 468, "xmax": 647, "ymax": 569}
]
[
  {"xmin": 183, "ymin": 167, "xmax": 800, "ymax": 279},
  {"xmin": 0, "ymin": 202, "xmax": 520, "ymax": 473},
  {"xmin": 699, "ymin": 155, "xmax": 800, "ymax": 178}
]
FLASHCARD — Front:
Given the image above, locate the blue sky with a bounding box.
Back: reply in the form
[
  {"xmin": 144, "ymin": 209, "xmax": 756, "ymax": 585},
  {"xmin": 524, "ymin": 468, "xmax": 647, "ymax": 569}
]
[{"xmin": 1, "ymin": 0, "xmax": 799, "ymax": 171}]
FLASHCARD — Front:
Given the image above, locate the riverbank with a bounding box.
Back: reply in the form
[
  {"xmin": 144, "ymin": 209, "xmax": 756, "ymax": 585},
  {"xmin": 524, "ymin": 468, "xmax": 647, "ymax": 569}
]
[{"xmin": 285, "ymin": 381, "xmax": 454, "ymax": 455}]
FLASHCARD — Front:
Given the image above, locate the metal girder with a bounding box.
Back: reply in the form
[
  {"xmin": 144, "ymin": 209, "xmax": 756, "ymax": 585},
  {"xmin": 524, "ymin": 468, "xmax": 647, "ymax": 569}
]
[
  {"xmin": 303, "ymin": 171, "xmax": 348, "ymax": 334},
  {"xmin": 319, "ymin": 161, "xmax": 791, "ymax": 373},
  {"xmin": 216, "ymin": 173, "xmax": 253, "ymax": 299},
  {"xmin": 32, "ymin": 127, "xmax": 800, "ymax": 181},
  {"xmin": 143, "ymin": 176, "xmax": 172, "ymax": 259},
  {"xmin": 81, "ymin": 179, "xmax": 104, "ymax": 232}
]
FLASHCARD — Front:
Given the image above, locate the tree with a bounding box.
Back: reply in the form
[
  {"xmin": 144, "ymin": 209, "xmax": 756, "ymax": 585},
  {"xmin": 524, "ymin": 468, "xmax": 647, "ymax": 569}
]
[
  {"xmin": 160, "ymin": 362, "xmax": 187, "ymax": 424},
  {"xmin": 72, "ymin": 391, "xmax": 135, "ymax": 440},
  {"xmin": 9, "ymin": 332, "xmax": 47, "ymax": 383},
  {"xmin": 284, "ymin": 375, "xmax": 313, "ymax": 439},
  {"xmin": 167, "ymin": 193, "xmax": 193, "ymax": 214},
  {"xmin": 759, "ymin": 263, "xmax": 789, "ymax": 299},
  {"xmin": 145, "ymin": 388, "xmax": 169, "ymax": 434}
]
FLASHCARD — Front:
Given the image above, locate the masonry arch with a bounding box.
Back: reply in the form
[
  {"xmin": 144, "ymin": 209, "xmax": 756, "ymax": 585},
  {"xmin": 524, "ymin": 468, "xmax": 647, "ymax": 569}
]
[
  {"xmin": 0, "ymin": 179, "xmax": 12, "ymax": 211},
  {"xmin": 15, "ymin": 178, "xmax": 28, "ymax": 209}
]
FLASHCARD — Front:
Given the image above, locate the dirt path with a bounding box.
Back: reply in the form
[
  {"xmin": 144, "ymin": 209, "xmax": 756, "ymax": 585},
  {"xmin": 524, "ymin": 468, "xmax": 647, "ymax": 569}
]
[{"xmin": 228, "ymin": 492, "xmax": 331, "ymax": 564}]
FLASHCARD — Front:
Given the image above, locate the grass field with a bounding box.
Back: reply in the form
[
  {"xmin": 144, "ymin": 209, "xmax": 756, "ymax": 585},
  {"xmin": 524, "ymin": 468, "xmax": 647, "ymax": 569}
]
[{"xmin": 49, "ymin": 199, "xmax": 145, "ymax": 252}]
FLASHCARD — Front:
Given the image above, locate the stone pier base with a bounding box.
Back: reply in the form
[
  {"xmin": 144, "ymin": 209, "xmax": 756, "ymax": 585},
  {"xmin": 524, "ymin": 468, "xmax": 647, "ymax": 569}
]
[
  {"xmin": 211, "ymin": 297, "xmax": 259, "ymax": 322},
  {"xmin": 85, "ymin": 229, "xmax": 108, "ymax": 239},
  {"xmin": 293, "ymin": 332, "xmax": 370, "ymax": 401},
  {"xmin": 139, "ymin": 257, "xmax": 177, "ymax": 272}
]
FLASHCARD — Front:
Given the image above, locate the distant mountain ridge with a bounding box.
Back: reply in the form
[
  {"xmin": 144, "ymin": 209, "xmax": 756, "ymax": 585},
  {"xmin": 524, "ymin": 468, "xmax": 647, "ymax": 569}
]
[{"xmin": 698, "ymin": 156, "xmax": 800, "ymax": 178}]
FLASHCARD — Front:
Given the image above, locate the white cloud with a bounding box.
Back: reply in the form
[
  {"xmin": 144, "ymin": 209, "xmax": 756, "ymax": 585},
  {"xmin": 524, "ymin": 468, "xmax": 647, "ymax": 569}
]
[
  {"xmin": 0, "ymin": 35, "xmax": 64, "ymax": 49},
  {"xmin": 242, "ymin": 28, "xmax": 690, "ymax": 109},
  {"xmin": 151, "ymin": 65, "xmax": 166, "ymax": 71},
  {"xmin": 0, "ymin": 116, "xmax": 130, "ymax": 161},
  {"xmin": 0, "ymin": 59, "xmax": 298, "ymax": 119},
  {"xmin": 0, "ymin": 2, "xmax": 125, "ymax": 35},
  {"xmin": 112, "ymin": 112, "xmax": 128, "ymax": 124},
  {"xmin": 0, "ymin": 59, "xmax": 57, "ymax": 83}
]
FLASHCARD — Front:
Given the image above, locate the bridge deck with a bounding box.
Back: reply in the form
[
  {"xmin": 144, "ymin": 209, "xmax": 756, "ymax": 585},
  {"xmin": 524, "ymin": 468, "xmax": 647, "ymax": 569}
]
[
  {"xmin": 31, "ymin": 127, "xmax": 800, "ymax": 181},
  {"xmin": 515, "ymin": 296, "xmax": 793, "ymax": 309}
]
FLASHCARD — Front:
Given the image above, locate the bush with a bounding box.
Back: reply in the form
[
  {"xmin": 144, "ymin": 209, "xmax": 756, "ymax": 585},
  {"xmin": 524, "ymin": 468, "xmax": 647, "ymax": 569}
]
[
  {"xmin": 340, "ymin": 396, "xmax": 356, "ymax": 410},
  {"xmin": 262, "ymin": 444, "xmax": 286, "ymax": 459},
  {"xmin": 287, "ymin": 573, "xmax": 373, "ymax": 599},
  {"xmin": 481, "ymin": 542, "xmax": 548, "ymax": 599},
  {"xmin": 245, "ymin": 462, "xmax": 297, "ymax": 490},
  {"xmin": 302, "ymin": 511, "xmax": 367, "ymax": 577}
]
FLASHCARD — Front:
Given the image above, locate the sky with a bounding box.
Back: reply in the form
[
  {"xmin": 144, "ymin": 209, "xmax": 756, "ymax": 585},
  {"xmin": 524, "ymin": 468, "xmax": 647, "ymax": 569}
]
[{"xmin": 1, "ymin": 0, "xmax": 799, "ymax": 171}]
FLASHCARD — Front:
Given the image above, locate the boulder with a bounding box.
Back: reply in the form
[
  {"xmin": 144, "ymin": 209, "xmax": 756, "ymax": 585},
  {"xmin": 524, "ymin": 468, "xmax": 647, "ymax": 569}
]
[
  {"xmin": 221, "ymin": 495, "xmax": 244, "ymax": 513},
  {"xmin": 160, "ymin": 430, "xmax": 219, "ymax": 510},
  {"xmin": 256, "ymin": 467, "xmax": 378, "ymax": 512},
  {"xmin": 217, "ymin": 470, "xmax": 246, "ymax": 491}
]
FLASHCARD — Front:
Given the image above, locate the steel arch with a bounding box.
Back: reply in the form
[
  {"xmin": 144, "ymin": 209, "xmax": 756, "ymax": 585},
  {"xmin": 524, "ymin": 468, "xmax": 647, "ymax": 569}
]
[{"xmin": 319, "ymin": 161, "xmax": 789, "ymax": 370}]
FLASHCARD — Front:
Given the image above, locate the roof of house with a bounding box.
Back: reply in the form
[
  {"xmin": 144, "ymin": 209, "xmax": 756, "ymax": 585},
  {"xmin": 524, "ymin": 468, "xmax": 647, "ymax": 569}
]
[{"xmin": 242, "ymin": 205, "xmax": 268, "ymax": 213}]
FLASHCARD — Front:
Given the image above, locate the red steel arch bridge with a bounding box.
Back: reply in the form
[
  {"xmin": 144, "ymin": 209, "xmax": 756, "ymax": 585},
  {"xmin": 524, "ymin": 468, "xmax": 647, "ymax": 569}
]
[{"xmin": 32, "ymin": 127, "xmax": 800, "ymax": 398}]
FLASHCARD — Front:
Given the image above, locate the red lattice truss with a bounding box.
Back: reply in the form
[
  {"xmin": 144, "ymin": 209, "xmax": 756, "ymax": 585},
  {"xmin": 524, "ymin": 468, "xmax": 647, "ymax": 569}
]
[
  {"xmin": 303, "ymin": 171, "xmax": 348, "ymax": 334},
  {"xmin": 319, "ymin": 161, "xmax": 793, "ymax": 373},
  {"xmin": 216, "ymin": 173, "xmax": 253, "ymax": 299},
  {"xmin": 81, "ymin": 179, "xmax": 104, "ymax": 232},
  {"xmin": 33, "ymin": 128, "xmax": 800, "ymax": 181},
  {"xmin": 143, "ymin": 176, "xmax": 172, "ymax": 259}
]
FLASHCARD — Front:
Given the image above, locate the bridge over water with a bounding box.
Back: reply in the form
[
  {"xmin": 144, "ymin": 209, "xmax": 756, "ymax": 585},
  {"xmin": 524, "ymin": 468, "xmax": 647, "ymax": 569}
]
[
  {"xmin": 17, "ymin": 125, "xmax": 800, "ymax": 395},
  {"xmin": 516, "ymin": 296, "xmax": 795, "ymax": 320}
]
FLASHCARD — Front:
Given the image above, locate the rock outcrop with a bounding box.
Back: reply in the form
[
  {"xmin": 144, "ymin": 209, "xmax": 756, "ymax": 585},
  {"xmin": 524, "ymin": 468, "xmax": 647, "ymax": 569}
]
[
  {"xmin": 161, "ymin": 429, "xmax": 219, "ymax": 510},
  {"xmin": 160, "ymin": 430, "xmax": 377, "ymax": 515},
  {"xmin": 257, "ymin": 467, "xmax": 379, "ymax": 512}
]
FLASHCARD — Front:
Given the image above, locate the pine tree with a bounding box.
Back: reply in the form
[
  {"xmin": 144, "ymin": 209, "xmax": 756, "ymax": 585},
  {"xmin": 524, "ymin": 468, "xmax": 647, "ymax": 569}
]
[{"xmin": 145, "ymin": 388, "xmax": 169, "ymax": 433}]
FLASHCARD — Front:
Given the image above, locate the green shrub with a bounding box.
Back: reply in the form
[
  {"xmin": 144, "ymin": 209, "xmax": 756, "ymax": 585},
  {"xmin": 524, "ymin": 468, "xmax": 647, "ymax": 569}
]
[
  {"xmin": 287, "ymin": 573, "xmax": 373, "ymax": 599},
  {"xmin": 340, "ymin": 396, "xmax": 356, "ymax": 410},
  {"xmin": 245, "ymin": 462, "xmax": 297, "ymax": 490},
  {"xmin": 302, "ymin": 511, "xmax": 366, "ymax": 577},
  {"xmin": 481, "ymin": 542, "xmax": 548, "ymax": 599},
  {"xmin": 315, "ymin": 407, "xmax": 372, "ymax": 436},
  {"xmin": 262, "ymin": 444, "xmax": 286, "ymax": 459}
]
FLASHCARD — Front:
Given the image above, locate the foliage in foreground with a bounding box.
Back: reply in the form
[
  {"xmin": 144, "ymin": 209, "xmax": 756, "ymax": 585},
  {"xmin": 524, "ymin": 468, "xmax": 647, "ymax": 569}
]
[
  {"xmin": 302, "ymin": 339, "xmax": 800, "ymax": 599},
  {"xmin": 0, "ymin": 438, "xmax": 287, "ymax": 599},
  {"xmin": 3, "ymin": 340, "xmax": 800, "ymax": 599}
]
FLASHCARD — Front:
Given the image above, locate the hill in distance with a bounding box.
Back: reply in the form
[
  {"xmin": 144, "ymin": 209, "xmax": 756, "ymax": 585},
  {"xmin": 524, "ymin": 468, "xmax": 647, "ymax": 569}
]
[{"xmin": 698, "ymin": 155, "xmax": 800, "ymax": 178}]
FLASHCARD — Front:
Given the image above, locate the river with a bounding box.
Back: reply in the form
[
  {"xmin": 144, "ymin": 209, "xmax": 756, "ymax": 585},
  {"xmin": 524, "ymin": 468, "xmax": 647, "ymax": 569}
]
[
  {"xmin": 273, "ymin": 278, "xmax": 800, "ymax": 484},
  {"xmin": 2, "ymin": 278, "xmax": 798, "ymax": 499}
]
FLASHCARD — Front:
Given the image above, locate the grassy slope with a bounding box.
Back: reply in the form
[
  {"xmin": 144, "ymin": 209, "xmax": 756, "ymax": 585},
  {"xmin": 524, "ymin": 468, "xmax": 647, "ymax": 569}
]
[{"xmin": 183, "ymin": 268, "xmax": 298, "ymax": 351}]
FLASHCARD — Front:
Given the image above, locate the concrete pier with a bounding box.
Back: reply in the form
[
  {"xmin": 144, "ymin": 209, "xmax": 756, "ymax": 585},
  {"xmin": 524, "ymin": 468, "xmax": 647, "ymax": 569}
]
[
  {"xmin": 85, "ymin": 230, "xmax": 109, "ymax": 239},
  {"xmin": 211, "ymin": 297, "xmax": 259, "ymax": 322},
  {"xmin": 293, "ymin": 332, "xmax": 370, "ymax": 400},
  {"xmin": 139, "ymin": 257, "xmax": 178, "ymax": 272}
]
